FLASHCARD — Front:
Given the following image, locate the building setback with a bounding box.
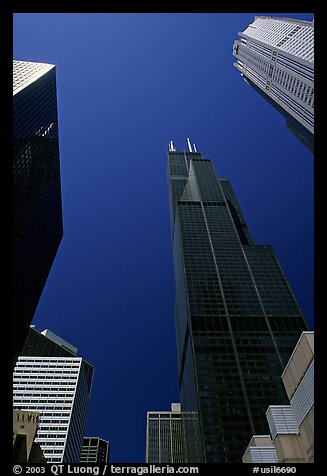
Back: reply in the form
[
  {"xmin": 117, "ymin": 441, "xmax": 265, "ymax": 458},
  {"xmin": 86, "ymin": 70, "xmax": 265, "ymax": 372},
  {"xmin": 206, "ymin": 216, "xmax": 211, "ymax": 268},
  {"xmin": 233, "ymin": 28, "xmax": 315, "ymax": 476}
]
[
  {"xmin": 243, "ymin": 331, "xmax": 314, "ymax": 463},
  {"xmin": 13, "ymin": 60, "xmax": 64, "ymax": 362},
  {"xmin": 233, "ymin": 16, "xmax": 314, "ymax": 152},
  {"xmin": 13, "ymin": 327, "xmax": 93, "ymax": 463},
  {"xmin": 166, "ymin": 140, "xmax": 309, "ymax": 462},
  {"xmin": 146, "ymin": 403, "xmax": 185, "ymax": 463}
]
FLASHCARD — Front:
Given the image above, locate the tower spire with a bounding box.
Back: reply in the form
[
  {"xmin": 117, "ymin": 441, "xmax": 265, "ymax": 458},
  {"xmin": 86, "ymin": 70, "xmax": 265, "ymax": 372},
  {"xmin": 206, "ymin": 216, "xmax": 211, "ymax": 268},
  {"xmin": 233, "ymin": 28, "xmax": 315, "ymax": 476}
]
[
  {"xmin": 187, "ymin": 138, "xmax": 198, "ymax": 152},
  {"xmin": 168, "ymin": 140, "xmax": 176, "ymax": 152}
]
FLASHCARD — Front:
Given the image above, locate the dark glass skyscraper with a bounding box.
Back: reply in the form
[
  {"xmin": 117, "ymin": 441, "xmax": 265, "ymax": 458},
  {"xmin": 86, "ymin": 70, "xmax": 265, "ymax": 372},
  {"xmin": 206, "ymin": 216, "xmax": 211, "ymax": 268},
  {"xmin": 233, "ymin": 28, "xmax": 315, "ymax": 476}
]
[
  {"xmin": 167, "ymin": 141, "xmax": 309, "ymax": 463},
  {"xmin": 13, "ymin": 60, "xmax": 63, "ymax": 361}
]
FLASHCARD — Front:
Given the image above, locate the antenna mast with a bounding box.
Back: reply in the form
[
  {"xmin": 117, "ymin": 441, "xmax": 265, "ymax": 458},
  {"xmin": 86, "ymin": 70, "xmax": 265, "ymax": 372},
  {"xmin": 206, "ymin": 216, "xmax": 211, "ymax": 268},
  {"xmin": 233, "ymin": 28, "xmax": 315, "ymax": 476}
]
[
  {"xmin": 168, "ymin": 140, "xmax": 176, "ymax": 152},
  {"xmin": 187, "ymin": 138, "xmax": 198, "ymax": 152}
]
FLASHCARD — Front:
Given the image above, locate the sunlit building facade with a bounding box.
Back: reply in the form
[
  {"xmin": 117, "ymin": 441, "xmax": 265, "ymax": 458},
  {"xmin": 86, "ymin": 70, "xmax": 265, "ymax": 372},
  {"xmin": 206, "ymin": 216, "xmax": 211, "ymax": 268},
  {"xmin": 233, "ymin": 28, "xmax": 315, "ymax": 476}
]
[
  {"xmin": 233, "ymin": 16, "xmax": 314, "ymax": 152},
  {"xmin": 13, "ymin": 409, "xmax": 46, "ymax": 463},
  {"xmin": 243, "ymin": 331, "xmax": 314, "ymax": 463},
  {"xmin": 13, "ymin": 60, "xmax": 63, "ymax": 362},
  {"xmin": 166, "ymin": 140, "xmax": 309, "ymax": 462},
  {"xmin": 13, "ymin": 327, "xmax": 93, "ymax": 463},
  {"xmin": 146, "ymin": 403, "xmax": 185, "ymax": 463}
]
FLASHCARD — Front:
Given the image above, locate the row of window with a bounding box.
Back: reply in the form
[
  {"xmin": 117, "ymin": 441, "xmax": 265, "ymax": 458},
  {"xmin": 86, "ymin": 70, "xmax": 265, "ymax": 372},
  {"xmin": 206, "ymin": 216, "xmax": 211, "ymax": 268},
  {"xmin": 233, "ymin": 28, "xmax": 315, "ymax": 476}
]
[
  {"xmin": 14, "ymin": 386, "xmax": 76, "ymax": 391},
  {"xmin": 278, "ymin": 53, "xmax": 313, "ymax": 81},
  {"xmin": 14, "ymin": 394, "xmax": 74, "ymax": 401},
  {"xmin": 18, "ymin": 358, "xmax": 79, "ymax": 363},
  {"xmin": 38, "ymin": 419, "xmax": 70, "ymax": 424},
  {"xmin": 38, "ymin": 426, "xmax": 68, "ymax": 431},
  {"xmin": 13, "ymin": 404, "xmax": 73, "ymax": 411},
  {"xmin": 246, "ymin": 65, "xmax": 266, "ymax": 88},
  {"xmin": 14, "ymin": 374, "xmax": 79, "ymax": 379},
  {"xmin": 14, "ymin": 375, "xmax": 77, "ymax": 381},
  {"xmin": 270, "ymin": 83, "xmax": 314, "ymax": 128},
  {"xmin": 246, "ymin": 39, "xmax": 272, "ymax": 59},
  {"xmin": 238, "ymin": 44, "xmax": 314, "ymax": 108},
  {"xmin": 36, "ymin": 439, "xmax": 65, "ymax": 445},
  {"xmin": 272, "ymin": 68, "xmax": 314, "ymax": 106},
  {"xmin": 43, "ymin": 450, "xmax": 63, "ymax": 454},
  {"xmin": 17, "ymin": 362, "xmax": 80, "ymax": 367}
]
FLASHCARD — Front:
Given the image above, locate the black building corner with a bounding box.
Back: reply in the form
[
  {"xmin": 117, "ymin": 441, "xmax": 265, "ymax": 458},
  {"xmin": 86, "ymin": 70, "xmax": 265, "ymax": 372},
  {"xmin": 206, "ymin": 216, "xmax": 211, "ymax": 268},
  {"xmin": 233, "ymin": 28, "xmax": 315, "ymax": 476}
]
[{"xmin": 13, "ymin": 60, "xmax": 63, "ymax": 363}]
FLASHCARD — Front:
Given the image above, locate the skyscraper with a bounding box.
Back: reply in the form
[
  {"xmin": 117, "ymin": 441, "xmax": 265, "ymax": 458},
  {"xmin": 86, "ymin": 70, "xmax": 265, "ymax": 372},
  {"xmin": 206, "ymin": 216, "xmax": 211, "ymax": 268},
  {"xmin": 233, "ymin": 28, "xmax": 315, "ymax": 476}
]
[
  {"xmin": 146, "ymin": 403, "xmax": 185, "ymax": 463},
  {"xmin": 13, "ymin": 60, "xmax": 64, "ymax": 362},
  {"xmin": 232, "ymin": 16, "xmax": 314, "ymax": 152},
  {"xmin": 80, "ymin": 437, "xmax": 110, "ymax": 463},
  {"xmin": 166, "ymin": 140, "xmax": 309, "ymax": 462},
  {"xmin": 13, "ymin": 327, "xmax": 93, "ymax": 463}
]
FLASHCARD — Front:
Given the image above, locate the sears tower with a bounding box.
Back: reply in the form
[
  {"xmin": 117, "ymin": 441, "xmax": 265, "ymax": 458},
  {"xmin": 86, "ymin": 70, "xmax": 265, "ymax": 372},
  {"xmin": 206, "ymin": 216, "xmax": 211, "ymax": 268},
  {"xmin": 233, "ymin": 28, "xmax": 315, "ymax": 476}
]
[{"xmin": 167, "ymin": 140, "xmax": 308, "ymax": 463}]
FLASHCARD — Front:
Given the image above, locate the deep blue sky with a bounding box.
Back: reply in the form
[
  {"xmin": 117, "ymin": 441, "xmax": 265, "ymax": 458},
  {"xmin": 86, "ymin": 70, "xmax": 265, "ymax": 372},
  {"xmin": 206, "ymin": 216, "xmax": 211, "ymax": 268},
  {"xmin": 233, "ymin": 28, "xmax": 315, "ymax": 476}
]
[{"xmin": 13, "ymin": 13, "xmax": 314, "ymax": 463}]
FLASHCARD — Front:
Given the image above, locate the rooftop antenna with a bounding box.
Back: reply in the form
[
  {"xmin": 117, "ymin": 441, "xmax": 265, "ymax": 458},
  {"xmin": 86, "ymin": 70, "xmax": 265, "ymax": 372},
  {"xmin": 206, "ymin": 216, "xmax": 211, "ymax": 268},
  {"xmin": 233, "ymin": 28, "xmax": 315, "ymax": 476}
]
[
  {"xmin": 168, "ymin": 140, "xmax": 176, "ymax": 152},
  {"xmin": 187, "ymin": 138, "xmax": 198, "ymax": 152},
  {"xmin": 187, "ymin": 137, "xmax": 193, "ymax": 152}
]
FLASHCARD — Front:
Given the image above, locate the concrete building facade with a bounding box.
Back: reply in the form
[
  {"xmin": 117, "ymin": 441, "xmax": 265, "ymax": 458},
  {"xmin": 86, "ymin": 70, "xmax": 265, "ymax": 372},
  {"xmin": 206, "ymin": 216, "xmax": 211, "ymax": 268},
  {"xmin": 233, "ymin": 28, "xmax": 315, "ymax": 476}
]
[
  {"xmin": 243, "ymin": 331, "xmax": 314, "ymax": 463},
  {"xmin": 13, "ymin": 409, "xmax": 46, "ymax": 463}
]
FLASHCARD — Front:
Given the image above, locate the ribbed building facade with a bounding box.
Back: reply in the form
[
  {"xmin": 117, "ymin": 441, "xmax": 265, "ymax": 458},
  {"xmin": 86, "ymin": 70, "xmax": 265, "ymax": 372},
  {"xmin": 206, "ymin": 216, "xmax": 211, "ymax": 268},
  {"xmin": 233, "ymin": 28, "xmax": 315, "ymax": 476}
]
[
  {"xmin": 13, "ymin": 60, "xmax": 63, "ymax": 361},
  {"xmin": 146, "ymin": 403, "xmax": 185, "ymax": 463},
  {"xmin": 233, "ymin": 16, "xmax": 314, "ymax": 151},
  {"xmin": 80, "ymin": 437, "xmax": 110, "ymax": 463},
  {"xmin": 13, "ymin": 327, "xmax": 93, "ymax": 463},
  {"xmin": 167, "ymin": 141, "xmax": 309, "ymax": 462}
]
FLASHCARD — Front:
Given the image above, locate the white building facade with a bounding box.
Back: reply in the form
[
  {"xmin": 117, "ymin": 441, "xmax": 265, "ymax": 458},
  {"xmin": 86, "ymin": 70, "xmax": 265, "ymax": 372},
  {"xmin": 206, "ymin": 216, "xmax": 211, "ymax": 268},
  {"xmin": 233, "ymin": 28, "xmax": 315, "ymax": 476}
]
[
  {"xmin": 243, "ymin": 332, "xmax": 314, "ymax": 463},
  {"xmin": 13, "ymin": 60, "xmax": 55, "ymax": 96},
  {"xmin": 13, "ymin": 355, "xmax": 90, "ymax": 463},
  {"xmin": 233, "ymin": 16, "xmax": 314, "ymax": 151}
]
